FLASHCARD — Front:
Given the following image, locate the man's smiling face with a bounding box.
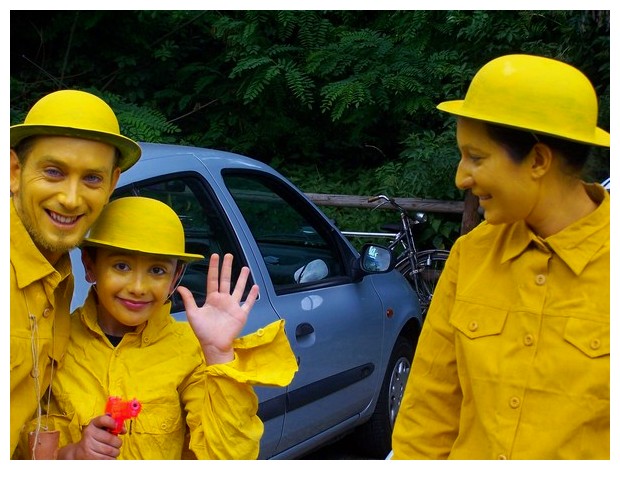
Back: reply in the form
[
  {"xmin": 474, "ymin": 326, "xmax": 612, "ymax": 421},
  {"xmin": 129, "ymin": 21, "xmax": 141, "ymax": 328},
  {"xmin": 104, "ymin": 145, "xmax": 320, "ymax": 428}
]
[{"xmin": 10, "ymin": 136, "xmax": 120, "ymax": 264}]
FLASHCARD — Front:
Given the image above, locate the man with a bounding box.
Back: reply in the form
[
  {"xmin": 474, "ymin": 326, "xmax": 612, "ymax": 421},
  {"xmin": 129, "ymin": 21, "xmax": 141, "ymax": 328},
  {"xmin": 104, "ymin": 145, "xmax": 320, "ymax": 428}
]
[{"xmin": 10, "ymin": 90, "xmax": 141, "ymax": 458}]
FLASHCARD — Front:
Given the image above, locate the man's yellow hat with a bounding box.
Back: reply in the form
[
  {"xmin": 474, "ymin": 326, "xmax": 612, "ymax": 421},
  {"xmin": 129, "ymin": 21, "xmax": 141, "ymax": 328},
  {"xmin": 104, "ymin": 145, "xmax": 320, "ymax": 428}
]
[{"xmin": 11, "ymin": 90, "xmax": 142, "ymax": 171}]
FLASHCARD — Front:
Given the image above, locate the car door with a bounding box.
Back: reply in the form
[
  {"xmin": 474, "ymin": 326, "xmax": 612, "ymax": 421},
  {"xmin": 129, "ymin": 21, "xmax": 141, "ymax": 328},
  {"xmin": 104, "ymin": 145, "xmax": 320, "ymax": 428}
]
[{"xmin": 220, "ymin": 171, "xmax": 386, "ymax": 455}]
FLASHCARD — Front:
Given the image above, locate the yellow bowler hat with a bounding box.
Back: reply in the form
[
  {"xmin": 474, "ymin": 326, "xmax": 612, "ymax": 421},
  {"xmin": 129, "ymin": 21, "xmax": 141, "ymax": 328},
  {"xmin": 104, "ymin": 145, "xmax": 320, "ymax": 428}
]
[
  {"xmin": 11, "ymin": 90, "xmax": 142, "ymax": 171},
  {"xmin": 82, "ymin": 197, "xmax": 204, "ymax": 262},
  {"xmin": 437, "ymin": 54, "xmax": 610, "ymax": 147}
]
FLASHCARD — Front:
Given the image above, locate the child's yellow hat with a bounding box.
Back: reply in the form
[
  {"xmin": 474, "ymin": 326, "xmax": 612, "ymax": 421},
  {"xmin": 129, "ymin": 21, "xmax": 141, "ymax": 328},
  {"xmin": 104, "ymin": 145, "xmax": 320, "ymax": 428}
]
[{"xmin": 82, "ymin": 196, "xmax": 204, "ymax": 262}]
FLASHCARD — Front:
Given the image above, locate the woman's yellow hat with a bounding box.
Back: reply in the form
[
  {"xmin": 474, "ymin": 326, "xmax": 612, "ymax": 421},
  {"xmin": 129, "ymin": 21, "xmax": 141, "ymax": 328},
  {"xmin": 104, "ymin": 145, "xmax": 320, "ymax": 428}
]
[{"xmin": 437, "ymin": 54, "xmax": 609, "ymax": 147}]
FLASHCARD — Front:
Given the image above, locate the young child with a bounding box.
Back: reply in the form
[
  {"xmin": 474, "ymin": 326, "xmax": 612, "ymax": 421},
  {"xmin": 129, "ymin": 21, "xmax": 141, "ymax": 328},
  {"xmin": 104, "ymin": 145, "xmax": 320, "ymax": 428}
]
[{"xmin": 39, "ymin": 196, "xmax": 298, "ymax": 459}]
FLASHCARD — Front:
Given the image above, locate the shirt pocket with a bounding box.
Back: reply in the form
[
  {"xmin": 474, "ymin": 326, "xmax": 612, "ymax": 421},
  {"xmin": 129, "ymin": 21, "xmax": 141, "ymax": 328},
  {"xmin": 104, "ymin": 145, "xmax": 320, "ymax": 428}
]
[
  {"xmin": 10, "ymin": 334, "xmax": 27, "ymax": 374},
  {"xmin": 563, "ymin": 318, "xmax": 609, "ymax": 359},
  {"xmin": 450, "ymin": 301, "xmax": 508, "ymax": 339},
  {"xmin": 135, "ymin": 402, "xmax": 184, "ymax": 435}
]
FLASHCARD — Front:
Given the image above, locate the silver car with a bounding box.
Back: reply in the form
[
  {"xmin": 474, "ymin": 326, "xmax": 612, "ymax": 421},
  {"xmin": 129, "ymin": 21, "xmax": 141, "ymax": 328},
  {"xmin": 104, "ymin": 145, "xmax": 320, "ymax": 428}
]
[
  {"xmin": 601, "ymin": 177, "xmax": 610, "ymax": 191},
  {"xmin": 71, "ymin": 142, "xmax": 423, "ymax": 459}
]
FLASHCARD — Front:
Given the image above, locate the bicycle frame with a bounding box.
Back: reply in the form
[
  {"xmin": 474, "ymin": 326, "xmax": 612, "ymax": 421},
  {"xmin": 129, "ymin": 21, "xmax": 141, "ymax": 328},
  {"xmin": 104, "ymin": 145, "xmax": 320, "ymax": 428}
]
[
  {"xmin": 392, "ymin": 211, "xmax": 423, "ymax": 296},
  {"xmin": 368, "ymin": 194, "xmax": 448, "ymax": 318}
]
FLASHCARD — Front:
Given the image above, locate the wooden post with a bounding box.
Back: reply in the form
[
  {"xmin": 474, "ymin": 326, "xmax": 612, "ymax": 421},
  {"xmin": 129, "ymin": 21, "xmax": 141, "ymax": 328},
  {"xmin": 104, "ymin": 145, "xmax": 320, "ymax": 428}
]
[{"xmin": 460, "ymin": 190, "xmax": 480, "ymax": 235}]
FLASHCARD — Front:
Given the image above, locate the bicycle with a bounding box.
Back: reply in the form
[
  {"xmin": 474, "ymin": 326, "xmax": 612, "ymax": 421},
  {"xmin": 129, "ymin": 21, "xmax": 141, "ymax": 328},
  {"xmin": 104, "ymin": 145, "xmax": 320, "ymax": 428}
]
[{"xmin": 368, "ymin": 194, "xmax": 450, "ymax": 318}]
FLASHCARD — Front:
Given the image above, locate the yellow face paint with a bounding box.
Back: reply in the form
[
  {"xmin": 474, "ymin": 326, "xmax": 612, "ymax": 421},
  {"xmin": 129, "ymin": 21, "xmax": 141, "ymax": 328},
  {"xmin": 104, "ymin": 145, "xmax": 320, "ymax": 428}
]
[
  {"xmin": 455, "ymin": 118, "xmax": 540, "ymax": 225},
  {"xmin": 88, "ymin": 250, "xmax": 178, "ymax": 336},
  {"xmin": 11, "ymin": 136, "xmax": 119, "ymax": 263}
]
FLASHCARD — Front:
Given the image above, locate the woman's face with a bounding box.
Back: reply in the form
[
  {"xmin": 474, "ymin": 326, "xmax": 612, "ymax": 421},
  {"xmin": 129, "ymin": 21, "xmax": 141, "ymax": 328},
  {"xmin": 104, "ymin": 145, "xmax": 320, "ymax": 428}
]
[{"xmin": 454, "ymin": 118, "xmax": 540, "ymax": 225}]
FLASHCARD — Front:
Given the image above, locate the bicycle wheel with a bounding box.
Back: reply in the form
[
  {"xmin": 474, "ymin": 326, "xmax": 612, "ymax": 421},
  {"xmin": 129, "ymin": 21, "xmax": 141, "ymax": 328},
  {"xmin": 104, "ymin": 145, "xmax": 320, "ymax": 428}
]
[
  {"xmin": 415, "ymin": 249, "xmax": 449, "ymax": 312},
  {"xmin": 394, "ymin": 253, "xmax": 417, "ymax": 287}
]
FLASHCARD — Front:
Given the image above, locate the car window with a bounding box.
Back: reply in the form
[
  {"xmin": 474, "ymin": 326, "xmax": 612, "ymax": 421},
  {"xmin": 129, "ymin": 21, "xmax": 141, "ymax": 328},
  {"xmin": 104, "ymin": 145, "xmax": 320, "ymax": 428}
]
[
  {"xmin": 112, "ymin": 174, "xmax": 248, "ymax": 313},
  {"xmin": 223, "ymin": 171, "xmax": 346, "ymax": 293}
]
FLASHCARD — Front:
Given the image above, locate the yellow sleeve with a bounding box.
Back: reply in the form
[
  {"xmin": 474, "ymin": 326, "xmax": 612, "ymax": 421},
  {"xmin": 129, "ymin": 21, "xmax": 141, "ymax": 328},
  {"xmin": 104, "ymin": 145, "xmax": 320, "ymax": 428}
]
[
  {"xmin": 391, "ymin": 244, "xmax": 462, "ymax": 459},
  {"xmin": 207, "ymin": 319, "xmax": 299, "ymax": 387},
  {"xmin": 183, "ymin": 319, "xmax": 298, "ymax": 459}
]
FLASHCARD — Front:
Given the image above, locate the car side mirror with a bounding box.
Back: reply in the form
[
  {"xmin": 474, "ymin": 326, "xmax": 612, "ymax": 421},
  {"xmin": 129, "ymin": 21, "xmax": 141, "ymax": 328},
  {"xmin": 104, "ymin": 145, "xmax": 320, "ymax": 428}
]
[{"xmin": 352, "ymin": 244, "xmax": 395, "ymax": 282}]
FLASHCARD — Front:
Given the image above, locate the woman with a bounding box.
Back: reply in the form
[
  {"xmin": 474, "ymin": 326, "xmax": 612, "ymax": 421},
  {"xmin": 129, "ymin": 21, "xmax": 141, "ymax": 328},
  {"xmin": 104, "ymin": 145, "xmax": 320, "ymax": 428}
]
[{"xmin": 391, "ymin": 54, "xmax": 610, "ymax": 460}]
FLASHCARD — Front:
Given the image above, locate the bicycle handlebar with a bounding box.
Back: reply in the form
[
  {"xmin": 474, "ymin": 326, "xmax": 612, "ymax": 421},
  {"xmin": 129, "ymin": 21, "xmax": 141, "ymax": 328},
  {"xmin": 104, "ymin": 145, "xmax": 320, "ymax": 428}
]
[
  {"xmin": 368, "ymin": 194, "xmax": 402, "ymax": 212},
  {"xmin": 368, "ymin": 194, "xmax": 427, "ymax": 224},
  {"xmin": 368, "ymin": 195, "xmax": 389, "ymax": 203}
]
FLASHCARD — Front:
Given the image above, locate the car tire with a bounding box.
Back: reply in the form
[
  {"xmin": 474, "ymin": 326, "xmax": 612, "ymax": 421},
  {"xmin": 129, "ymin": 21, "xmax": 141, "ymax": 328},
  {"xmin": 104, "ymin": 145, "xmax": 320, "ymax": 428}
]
[{"xmin": 354, "ymin": 335, "xmax": 415, "ymax": 458}]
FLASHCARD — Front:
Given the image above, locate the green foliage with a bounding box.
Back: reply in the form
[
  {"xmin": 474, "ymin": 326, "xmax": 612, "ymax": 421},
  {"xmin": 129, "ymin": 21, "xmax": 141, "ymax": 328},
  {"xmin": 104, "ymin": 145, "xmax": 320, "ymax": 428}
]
[
  {"xmin": 10, "ymin": 10, "xmax": 609, "ymax": 249},
  {"xmin": 94, "ymin": 91, "xmax": 181, "ymax": 143}
]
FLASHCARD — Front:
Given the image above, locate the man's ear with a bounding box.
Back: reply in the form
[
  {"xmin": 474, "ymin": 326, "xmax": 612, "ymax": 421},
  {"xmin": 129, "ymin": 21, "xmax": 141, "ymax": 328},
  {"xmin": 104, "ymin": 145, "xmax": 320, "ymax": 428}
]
[
  {"xmin": 530, "ymin": 142, "xmax": 553, "ymax": 180},
  {"xmin": 10, "ymin": 150, "xmax": 21, "ymax": 196},
  {"xmin": 81, "ymin": 249, "xmax": 97, "ymax": 283}
]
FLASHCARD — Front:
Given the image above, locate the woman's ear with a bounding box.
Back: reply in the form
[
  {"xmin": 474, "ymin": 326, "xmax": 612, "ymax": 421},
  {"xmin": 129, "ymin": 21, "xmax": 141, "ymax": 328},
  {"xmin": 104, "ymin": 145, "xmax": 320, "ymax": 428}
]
[
  {"xmin": 530, "ymin": 142, "xmax": 553, "ymax": 180},
  {"xmin": 81, "ymin": 249, "xmax": 97, "ymax": 283}
]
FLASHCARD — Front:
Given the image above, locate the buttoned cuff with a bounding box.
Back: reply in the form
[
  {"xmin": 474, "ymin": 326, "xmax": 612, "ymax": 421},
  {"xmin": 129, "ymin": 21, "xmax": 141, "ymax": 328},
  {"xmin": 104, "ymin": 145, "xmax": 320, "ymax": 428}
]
[{"xmin": 205, "ymin": 319, "xmax": 298, "ymax": 387}]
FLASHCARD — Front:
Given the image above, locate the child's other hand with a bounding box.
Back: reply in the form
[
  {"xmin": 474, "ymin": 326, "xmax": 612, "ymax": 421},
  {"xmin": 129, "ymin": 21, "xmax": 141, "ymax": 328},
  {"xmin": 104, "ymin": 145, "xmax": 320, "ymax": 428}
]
[{"xmin": 177, "ymin": 253, "xmax": 259, "ymax": 365}]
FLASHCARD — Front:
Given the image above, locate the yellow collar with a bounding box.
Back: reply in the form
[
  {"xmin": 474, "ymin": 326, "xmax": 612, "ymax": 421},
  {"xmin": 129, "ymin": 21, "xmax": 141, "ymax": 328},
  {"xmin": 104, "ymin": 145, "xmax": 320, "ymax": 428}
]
[{"xmin": 500, "ymin": 183, "xmax": 609, "ymax": 275}]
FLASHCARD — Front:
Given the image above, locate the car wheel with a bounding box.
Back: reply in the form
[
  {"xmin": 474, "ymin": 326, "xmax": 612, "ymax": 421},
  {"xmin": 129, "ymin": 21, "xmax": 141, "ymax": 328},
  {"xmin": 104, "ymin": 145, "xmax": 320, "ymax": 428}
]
[{"xmin": 354, "ymin": 335, "xmax": 415, "ymax": 458}]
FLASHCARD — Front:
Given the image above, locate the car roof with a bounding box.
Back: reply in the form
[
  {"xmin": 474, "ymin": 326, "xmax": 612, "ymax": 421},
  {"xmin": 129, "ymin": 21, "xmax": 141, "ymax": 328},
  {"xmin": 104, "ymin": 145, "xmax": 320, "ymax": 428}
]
[
  {"xmin": 137, "ymin": 142, "xmax": 269, "ymax": 169},
  {"xmin": 115, "ymin": 142, "xmax": 283, "ymax": 189}
]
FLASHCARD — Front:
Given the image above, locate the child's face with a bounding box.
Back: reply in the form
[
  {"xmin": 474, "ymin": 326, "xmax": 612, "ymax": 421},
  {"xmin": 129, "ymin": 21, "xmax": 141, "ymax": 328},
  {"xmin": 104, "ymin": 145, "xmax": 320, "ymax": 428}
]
[{"xmin": 90, "ymin": 249, "xmax": 179, "ymax": 336}]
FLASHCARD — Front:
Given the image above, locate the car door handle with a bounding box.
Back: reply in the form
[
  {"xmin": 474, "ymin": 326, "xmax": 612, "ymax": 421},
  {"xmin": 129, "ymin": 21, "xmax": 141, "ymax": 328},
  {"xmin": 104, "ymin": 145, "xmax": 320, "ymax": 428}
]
[{"xmin": 295, "ymin": 323, "xmax": 314, "ymax": 337}]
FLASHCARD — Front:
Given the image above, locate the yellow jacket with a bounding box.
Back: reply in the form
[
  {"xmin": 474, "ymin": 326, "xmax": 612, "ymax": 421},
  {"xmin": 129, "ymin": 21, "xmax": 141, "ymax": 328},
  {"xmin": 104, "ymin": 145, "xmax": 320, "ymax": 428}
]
[
  {"xmin": 392, "ymin": 183, "xmax": 609, "ymax": 459},
  {"xmin": 45, "ymin": 289, "xmax": 298, "ymax": 459},
  {"xmin": 10, "ymin": 199, "xmax": 72, "ymax": 458}
]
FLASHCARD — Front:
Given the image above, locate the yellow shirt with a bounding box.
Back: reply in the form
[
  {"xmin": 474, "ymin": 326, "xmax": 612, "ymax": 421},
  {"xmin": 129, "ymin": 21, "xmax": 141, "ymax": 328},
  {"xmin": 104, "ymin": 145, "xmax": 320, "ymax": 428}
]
[
  {"xmin": 392, "ymin": 183, "xmax": 609, "ymax": 460},
  {"xmin": 44, "ymin": 289, "xmax": 298, "ymax": 459},
  {"xmin": 10, "ymin": 199, "xmax": 72, "ymax": 458}
]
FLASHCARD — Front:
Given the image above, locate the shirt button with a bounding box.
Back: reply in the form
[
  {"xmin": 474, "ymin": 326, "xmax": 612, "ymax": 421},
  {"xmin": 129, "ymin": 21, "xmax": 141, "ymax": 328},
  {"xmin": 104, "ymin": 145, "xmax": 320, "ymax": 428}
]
[
  {"xmin": 42, "ymin": 307, "xmax": 51, "ymax": 318},
  {"xmin": 535, "ymin": 274, "xmax": 546, "ymax": 285},
  {"xmin": 468, "ymin": 321, "xmax": 478, "ymax": 332},
  {"xmin": 498, "ymin": 454, "xmax": 507, "ymax": 460},
  {"xmin": 590, "ymin": 339, "xmax": 601, "ymax": 350},
  {"xmin": 509, "ymin": 396, "xmax": 520, "ymax": 409},
  {"xmin": 257, "ymin": 328, "xmax": 265, "ymax": 336},
  {"xmin": 523, "ymin": 334, "xmax": 534, "ymax": 346}
]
